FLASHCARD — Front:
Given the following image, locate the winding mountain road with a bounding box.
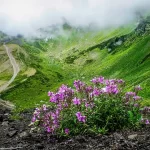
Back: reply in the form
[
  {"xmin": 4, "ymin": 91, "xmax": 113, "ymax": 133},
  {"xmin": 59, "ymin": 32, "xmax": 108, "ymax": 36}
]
[{"xmin": 0, "ymin": 44, "xmax": 20, "ymax": 93}]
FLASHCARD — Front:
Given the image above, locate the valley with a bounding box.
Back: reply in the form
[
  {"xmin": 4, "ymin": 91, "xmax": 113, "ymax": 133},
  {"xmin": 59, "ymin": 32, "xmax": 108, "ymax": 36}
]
[{"xmin": 0, "ymin": 17, "xmax": 150, "ymax": 112}]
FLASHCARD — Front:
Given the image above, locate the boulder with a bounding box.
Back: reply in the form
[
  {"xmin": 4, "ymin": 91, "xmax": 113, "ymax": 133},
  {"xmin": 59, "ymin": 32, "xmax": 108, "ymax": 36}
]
[{"xmin": 128, "ymin": 134, "xmax": 138, "ymax": 140}]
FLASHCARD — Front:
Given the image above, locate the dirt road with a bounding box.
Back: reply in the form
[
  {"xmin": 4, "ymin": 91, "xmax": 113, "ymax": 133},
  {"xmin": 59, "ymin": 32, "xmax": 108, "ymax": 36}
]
[{"xmin": 0, "ymin": 44, "xmax": 20, "ymax": 93}]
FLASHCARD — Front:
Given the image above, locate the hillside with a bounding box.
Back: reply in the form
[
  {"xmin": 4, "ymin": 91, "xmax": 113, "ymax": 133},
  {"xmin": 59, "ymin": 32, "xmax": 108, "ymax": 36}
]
[{"xmin": 0, "ymin": 17, "xmax": 150, "ymax": 111}]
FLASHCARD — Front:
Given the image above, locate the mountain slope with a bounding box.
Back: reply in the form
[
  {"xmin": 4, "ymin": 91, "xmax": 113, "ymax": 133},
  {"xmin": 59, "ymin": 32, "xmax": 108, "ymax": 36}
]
[{"xmin": 1, "ymin": 17, "xmax": 150, "ymax": 111}]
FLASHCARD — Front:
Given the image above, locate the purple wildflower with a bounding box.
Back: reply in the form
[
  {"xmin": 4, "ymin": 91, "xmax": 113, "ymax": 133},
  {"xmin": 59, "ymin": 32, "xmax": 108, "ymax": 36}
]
[
  {"xmin": 64, "ymin": 128, "xmax": 70, "ymax": 135},
  {"xmin": 133, "ymin": 96, "xmax": 141, "ymax": 101},
  {"xmin": 73, "ymin": 97, "xmax": 81, "ymax": 105},
  {"xmin": 76, "ymin": 112, "xmax": 86, "ymax": 123},
  {"xmin": 85, "ymin": 102, "xmax": 94, "ymax": 109},
  {"xmin": 102, "ymin": 85, "xmax": 119, "ymax": 94},
  {"xmin": 85, "ymin": 102, "xmax": 89, "ymax": 108},
  {"xmin": 48, "ymin": 91, "xmax": 53, "ymax": 97},
  {"xmin": 46, "ymin": 127, "xmax": 51, "ymax": 133},
  {"xmin": 85, "ymin": 86, "xmax": 93, "ymax": 93},
  {"xmin": 146, "ymin": 119, "xmax": 150, "ymax": 124},
  {"xmin": 42, "ymin": 104, "xmax": 47, "ymax": 111},
  {"xmin": 135, "ymin": 85, "xmax": 142, "ymax": 91},
  {"xmin": 134, "ymin": 103, "xmax": 139, "ymax": 107},
  {"xmin": 117, "ymin": 79, "xmax": 125, "ymax": 84},
  {"xmin": 31, "ymin": 116, "xmax": 36, "ymax": 122},
  {"xmin": 74, "ymin": 80, "xmax": 85, "ymax": 91},
  {"xmin": 80, "ymin": 116, "xmax": 86, "ymax": 123},
  {"xmin": 91, "ymin": 76, "xmax": 104, "ymax": 84},
  {"xmin": 126, "ymin": 92, "xmax": 136, "ymax": 96},
  {"xmin": 92, "ymin": 88, "xmax": 102, "ymax": 96}
]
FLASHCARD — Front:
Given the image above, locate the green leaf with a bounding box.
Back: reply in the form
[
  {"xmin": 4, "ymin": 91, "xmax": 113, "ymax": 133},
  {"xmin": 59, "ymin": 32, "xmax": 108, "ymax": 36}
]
[{"xmin": 128, "ymin": 111, "xmax": 134, "ymax": 121}]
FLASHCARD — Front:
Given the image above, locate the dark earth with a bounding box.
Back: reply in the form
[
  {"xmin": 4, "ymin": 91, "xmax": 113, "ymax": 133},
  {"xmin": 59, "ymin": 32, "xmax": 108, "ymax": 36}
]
[{"xmin": 1, "ymin": 107, "xmax": 150, "ymax": 150}]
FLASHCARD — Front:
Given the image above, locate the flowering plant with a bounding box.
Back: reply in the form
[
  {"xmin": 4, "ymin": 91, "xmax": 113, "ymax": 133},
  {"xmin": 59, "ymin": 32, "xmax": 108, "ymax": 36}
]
[{"xmin": 31, "ymin": 76, "xmax": 147, "ymax": 135}]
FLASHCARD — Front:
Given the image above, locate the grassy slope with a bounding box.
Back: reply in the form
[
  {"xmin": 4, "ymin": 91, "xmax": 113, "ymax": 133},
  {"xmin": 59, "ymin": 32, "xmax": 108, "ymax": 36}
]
[
  {"xmin": 80, "ymin": 35, "xmax": 150, "ymax": 99},
  {"xmin": 1, "ymin": 22, "xmax": 150, "ymax": 111}
]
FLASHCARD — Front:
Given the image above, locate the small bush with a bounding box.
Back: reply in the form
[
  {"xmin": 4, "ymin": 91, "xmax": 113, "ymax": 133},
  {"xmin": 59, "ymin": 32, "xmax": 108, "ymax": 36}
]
[{"xmin": 31, "ymin": 76, "xmax": 147, "ymax": 136}]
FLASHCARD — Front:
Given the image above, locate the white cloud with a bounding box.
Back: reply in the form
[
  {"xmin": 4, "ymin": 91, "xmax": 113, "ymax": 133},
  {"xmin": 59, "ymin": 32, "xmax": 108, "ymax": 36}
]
[{"xmin": 0, "ymin": 0, "xmax": 150, "ymax": 36}]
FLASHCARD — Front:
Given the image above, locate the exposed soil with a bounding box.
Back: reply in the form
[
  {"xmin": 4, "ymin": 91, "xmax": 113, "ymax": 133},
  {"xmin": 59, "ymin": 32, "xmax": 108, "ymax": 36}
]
[{"xmin": 1, "ymin": 108, "xmax": 150, "ymax": 150}]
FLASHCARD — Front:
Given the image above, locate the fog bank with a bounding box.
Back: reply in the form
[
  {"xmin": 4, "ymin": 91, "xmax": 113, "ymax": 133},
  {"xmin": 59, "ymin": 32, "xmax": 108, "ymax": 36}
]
[{"xmin": 0, "ymin": 0, "xmax": 150, "ymax": 36}]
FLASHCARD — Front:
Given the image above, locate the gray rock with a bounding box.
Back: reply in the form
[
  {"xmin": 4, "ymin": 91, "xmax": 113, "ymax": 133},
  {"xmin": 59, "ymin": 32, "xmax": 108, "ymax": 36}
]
[
  {"xmin": 7, "ymin": 130, "xmax": 17, "ymax": 137},
  {"xmin": 114, "ymin": 133, "xmax": 125, "ymax": 141},
  {"xmin": 19, "ymin": 131, "xmax": 29, "ymax": 138},
  {"xmin": 4, "ymin": 113, "xmax": 9, "ymax": 116},
  {"xmin": 2, "ymin": 121, "xmax": 9, "ymax": 126},
  {"xmin": 128, "ymin": 134, "xmax": 138, "ymax": 140},
  {"xmin": 17, "ymin": 143, "xmax": 24, "ymax": 148}
]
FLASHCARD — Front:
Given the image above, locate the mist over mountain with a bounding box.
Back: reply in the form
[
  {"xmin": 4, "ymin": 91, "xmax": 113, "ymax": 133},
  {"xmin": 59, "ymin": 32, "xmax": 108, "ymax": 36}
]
[{"xmin": 0, "ymin": 0, "xmax": 150, "ymax": 37}]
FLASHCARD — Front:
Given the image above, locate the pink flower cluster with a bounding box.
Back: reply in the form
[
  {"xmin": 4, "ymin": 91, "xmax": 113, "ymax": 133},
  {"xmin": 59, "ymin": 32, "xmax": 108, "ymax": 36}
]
[
  {"xmin": 43, "ymin": 109, "xmax": 60, "ymax": 133},
  {"xmin": 31, "ymin": 105, "xmax": 60, "ymax": 133},
  {"xmin": 74, "ymin": 80, "xmax": 85, "ymax": 92},
  {"xmin": 49, "ymin": 84, "xmax": 74, "ymax": 104},
  {"xmin": 124, "ymin": 91, "xmax": 141, "ymax": 106},
  {"xmin": 91, "ymin": 76, "xmax": 104, "ymax": 84},
  {"xmin": 31, "ymin": 76, "xmax": 146, "ymax": 134}
]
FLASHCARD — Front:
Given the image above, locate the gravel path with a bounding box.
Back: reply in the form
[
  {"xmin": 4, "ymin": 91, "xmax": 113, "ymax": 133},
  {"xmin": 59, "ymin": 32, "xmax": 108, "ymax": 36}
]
[{"xmin": 0, "ymin": 44, "xmax": 20, "ymax": 93}]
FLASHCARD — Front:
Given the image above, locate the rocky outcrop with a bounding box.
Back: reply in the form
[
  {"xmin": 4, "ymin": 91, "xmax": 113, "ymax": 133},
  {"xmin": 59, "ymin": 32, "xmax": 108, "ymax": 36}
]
[{"xmin": 135, "ymin": 16, "xmax": 150, "ymax": 34}]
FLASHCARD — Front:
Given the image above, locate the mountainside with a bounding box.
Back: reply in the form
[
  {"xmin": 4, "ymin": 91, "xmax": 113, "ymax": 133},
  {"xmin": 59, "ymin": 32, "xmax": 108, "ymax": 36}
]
[{"xmin": 0, "ymin": 17, "xmax": 150, "ymax": 111}]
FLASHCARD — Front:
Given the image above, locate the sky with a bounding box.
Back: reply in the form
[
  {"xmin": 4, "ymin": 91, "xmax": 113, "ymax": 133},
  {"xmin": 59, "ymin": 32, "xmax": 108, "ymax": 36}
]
[{"xmin": 0, "ymin": 0, "xmax": 150, "ymax": 36}]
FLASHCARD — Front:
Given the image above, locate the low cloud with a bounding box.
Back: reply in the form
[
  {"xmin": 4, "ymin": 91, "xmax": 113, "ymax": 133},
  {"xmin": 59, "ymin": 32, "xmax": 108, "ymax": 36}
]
[{"xmin": 0, "ymin": 0, "xmax": 150, "ymax": 37}]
